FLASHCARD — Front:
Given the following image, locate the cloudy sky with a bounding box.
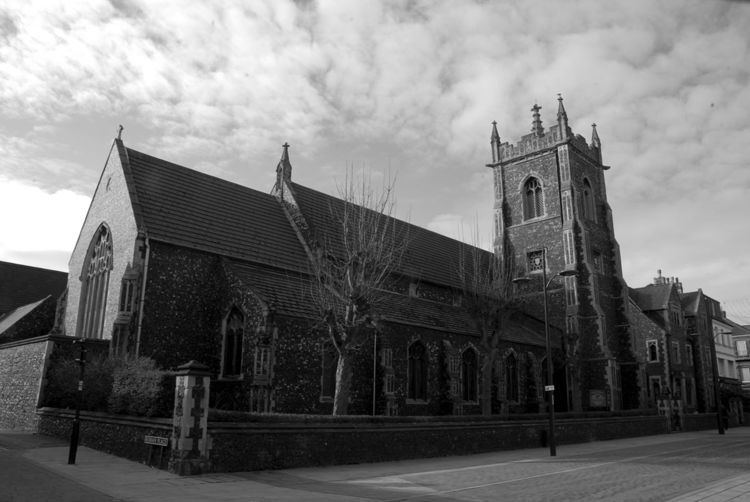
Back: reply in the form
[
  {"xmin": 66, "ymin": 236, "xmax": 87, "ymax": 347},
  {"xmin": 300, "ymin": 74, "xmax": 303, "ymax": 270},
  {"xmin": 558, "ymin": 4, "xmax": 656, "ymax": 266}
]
[{"xmin": 1, "ymin": 0, "xmax": 749, "ymax": 323}]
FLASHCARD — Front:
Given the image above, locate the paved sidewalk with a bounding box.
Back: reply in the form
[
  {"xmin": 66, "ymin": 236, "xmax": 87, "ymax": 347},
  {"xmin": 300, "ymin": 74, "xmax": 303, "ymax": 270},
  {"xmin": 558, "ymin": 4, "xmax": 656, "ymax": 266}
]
[{"xmin": 5, "ymin": 428, "xmax": 750, "ymax": 501}]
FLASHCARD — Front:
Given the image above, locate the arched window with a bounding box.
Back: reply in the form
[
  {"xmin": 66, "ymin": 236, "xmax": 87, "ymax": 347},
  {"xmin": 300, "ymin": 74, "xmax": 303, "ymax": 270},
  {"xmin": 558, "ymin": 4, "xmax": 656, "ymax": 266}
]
[
  {"xmin": 461, "ymin": 348, "xmax": 478, "ymax": 402},
  {"xmin": 408, "ymin": 341, "xmax": 428, "ymax": 400},
  {"xmin": 321, "ymin": 343, "xmax": 338, "ymax": 400},
  {"xmin": 222, "ymin": 307, "xmax": 244, "ymax": 378},
  {"xmin": 523, "ymin": 177, "xmax": 544, "ymax": 220},
  {"xmin": 505, "ymin": 352, "xmax": 519, "ymax": 402},
  {"xmin": 582, "ymin": 179, "xmax": 595, "ymax": 220},
  {"xmin": 77, "ymin": 225, "xmax": 113, "ymax": 339}
]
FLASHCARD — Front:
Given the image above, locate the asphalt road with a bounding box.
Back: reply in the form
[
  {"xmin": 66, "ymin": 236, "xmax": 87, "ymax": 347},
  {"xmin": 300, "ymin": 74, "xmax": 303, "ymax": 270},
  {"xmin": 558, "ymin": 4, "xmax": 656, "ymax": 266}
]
[
  {"xmin": 0, "ymin": 433, "xmax": 116, "ymax": 502},
  {"xmin": 236, "ymin": 428, "xmax": 750, "ymax": 502},
  {"xmin": 1, "ymin": 427, "xmax": 749, "ymax": 501}
]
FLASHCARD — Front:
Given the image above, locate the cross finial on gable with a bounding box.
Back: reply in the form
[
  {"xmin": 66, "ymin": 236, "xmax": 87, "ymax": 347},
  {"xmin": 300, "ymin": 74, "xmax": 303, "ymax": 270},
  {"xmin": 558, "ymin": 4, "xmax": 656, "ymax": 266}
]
[{"xmin": 273, "ymin": 141, "xmax": 293, "ymax": 196}]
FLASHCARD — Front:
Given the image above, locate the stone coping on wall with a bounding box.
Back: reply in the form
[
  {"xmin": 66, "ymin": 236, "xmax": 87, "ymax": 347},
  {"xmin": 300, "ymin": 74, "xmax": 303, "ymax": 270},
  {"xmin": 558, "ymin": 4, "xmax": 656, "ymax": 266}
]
[
  {"xmin": 37, "ymin": 407, "xmax": 172, "ymax": 430},
  {"xmin": 0, "ymin": 333, "xmax": 68, "ymax": 350},
  {"xmin": 207, "ymin": 408, "xmax": 658, "ymax": 423},
  {"xmin": 37, "ymin": 407, "xmax": 669, "ymax": 474},
  {"xmin": 0, "ymin": 333, "xmax": 111, "ymax": 350}
]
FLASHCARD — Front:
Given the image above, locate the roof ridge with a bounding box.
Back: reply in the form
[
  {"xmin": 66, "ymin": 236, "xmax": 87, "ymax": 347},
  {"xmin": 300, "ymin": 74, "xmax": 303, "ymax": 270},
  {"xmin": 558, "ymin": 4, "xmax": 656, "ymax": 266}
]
[
  {"xmin": 0, "ymin": 261, "xmax": 67, "ymax": 274},
  {"xmin": 126, "ymin": 147, "xmax": 275, "ymax": 200},
  {"xmin": 289, "ymin": 181, "xmax": 489, "ymax": 253}
]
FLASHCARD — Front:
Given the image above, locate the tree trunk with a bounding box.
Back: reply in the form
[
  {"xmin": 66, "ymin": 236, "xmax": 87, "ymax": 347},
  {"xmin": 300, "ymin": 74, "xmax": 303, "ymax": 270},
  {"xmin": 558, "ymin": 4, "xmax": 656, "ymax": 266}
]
[
  {"xmin": 480, "ymin": 354, "xmax": 494, "ymax": 416},
  {"xmin": 333, "ymin": 349, "xmax": 353, "ymax": 415}
]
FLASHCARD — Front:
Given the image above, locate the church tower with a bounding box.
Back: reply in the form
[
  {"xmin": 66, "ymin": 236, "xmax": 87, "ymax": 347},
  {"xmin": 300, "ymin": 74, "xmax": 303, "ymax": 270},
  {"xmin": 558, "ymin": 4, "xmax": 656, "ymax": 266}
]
[{"xmin": 488, "ymin": 96, "xmax": 638, "ymax": 412}]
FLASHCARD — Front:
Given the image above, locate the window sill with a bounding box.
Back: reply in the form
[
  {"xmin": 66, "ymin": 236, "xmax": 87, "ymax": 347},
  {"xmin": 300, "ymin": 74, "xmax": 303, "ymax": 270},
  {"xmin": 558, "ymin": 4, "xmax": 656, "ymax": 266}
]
[
  {"xmin": 405, "ymin": 399, "xmax": 428, "ymax": 405},
  {"xmin": 217, "ymin": 375, "xmax": 244, "ymax": 382}
]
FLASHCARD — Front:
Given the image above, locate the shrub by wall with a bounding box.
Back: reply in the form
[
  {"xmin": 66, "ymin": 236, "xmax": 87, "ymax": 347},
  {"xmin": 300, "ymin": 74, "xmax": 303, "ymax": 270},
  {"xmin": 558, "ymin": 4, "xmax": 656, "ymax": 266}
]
[
  {"xmin": 43, "ymin": 353, "xmax": 115, "ymax": 412},
  {"xmin": 108, "ymin": 357, "xmax": 174, "ymax": 418}
]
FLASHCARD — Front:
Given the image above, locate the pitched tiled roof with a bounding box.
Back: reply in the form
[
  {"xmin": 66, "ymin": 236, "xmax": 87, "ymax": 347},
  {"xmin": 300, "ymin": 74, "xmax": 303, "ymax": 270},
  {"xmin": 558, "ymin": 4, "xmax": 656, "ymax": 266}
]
[
  {"xmin": 630, "ymin": 284, "xmax": 672, "ymax": 312},
  {"xmin": 289, "ymin": 182, "xmax": 488, "ymax": 289},
  {"xmin": 122, "ymin": 146, "xmax": 553, "ymax": 346},
  {"xmin": 0, "ymin": 297, "xmax": 48, "ymax": 334},
  {"xmin": 225, "ymin": 260, "xmax": 316, "ymax": 318},
  {"xmin": 224, "ymin": 260, "xmax": 553, "ymax": 345},
  {"xmin": 0, "ymin": 261, "xmax": 67, "ymax": 316},
  {"xmin": 681, "ymin": 291, "xmax": 700, "ymax": 315},
  {"xmin": 125, "ymin": 148, "xmax": 310, "ymax": 272}
]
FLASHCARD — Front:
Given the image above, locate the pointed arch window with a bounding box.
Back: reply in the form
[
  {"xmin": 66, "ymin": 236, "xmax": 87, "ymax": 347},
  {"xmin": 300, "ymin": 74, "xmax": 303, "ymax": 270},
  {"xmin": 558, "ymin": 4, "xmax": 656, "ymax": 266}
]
[
  {"xmin": 461, "ymin": 348, "xmax": 478, "ymax": 402},
  {"xmin": 582, "ymin": 179, "xmax": 595, "ymax": 221},
  {"xmin": 523, "ymin": 177, "xmax": 544, "ymax": 220},
  {"xmin": 408, "ymin": 341, "xmax": 428, "ymax": 401},
  {"xmin": 76, "ymin": 225, "xmax": 113, "ymax": 339},
  {"xmin": 505, "ymin": 352, "xmax": 519, "ymax": 402},
  {"xmin": 222, "ymin": 307, "xmax": 244, "ymax": 378},
  {"xmin": 321, "ymin": 343, "xmax": 338, "ymax": 401}
]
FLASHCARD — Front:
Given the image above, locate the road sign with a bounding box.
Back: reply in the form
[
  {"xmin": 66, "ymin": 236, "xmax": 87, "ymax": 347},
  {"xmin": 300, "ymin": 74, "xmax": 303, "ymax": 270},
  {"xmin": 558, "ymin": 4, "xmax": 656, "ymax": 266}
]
[
  {"xmin": 544, "ymin": 385, "xmax": 555, "ymax": 392},
  {"xmin": 144, "ymin": 436, "xmax": 169, "ymax": 447}
]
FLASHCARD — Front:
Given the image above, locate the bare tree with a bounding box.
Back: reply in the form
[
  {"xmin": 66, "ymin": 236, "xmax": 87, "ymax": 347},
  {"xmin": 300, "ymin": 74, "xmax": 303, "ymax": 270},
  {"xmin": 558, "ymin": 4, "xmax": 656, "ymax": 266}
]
[
  {"xmin": 458, "ymin": 232, "xmax": 518, "ymax": 416},
  {"xmin": 310, "ymin": 171, "xmax": 407, "ymax": 415}
]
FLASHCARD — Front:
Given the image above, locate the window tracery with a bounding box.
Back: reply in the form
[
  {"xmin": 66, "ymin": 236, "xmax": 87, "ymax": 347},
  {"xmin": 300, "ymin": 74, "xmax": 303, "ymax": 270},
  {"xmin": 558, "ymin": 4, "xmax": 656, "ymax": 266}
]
[
  {"xmin": 77, "ymin": 225, "xmax": 113, "ymax": 339},
  {"xmin": 523, "ymin": 177, "xmax": 544, "ymax": 220}
]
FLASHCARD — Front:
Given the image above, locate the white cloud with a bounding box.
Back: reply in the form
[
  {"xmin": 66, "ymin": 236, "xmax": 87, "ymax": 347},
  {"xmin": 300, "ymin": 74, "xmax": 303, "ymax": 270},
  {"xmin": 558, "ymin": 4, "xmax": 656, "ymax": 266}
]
[
  {"xmin": 0, "ymin": 176, "xmax": 90, "ymax": 270},
  {"xmin": 1, "ymin": 0, "xmax": 750, "ymax": 309}
]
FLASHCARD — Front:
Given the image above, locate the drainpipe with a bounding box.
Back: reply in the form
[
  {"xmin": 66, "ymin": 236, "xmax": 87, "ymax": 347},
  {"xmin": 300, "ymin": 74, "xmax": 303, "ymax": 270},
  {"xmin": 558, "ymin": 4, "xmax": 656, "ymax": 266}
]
[
  {"xmin": 663, "ymin": 332, "xmax": 673, "ymax": 432},
  {"xmin": 135, "ymin": 235, "xmax": 150, "ymax": 357}
]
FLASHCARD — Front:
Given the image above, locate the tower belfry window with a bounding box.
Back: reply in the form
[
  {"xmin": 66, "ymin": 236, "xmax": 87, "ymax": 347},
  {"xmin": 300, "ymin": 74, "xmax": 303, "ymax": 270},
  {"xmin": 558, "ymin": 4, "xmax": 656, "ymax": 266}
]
[
  {"xmin": 523, "ymin": 177, "xmax": 544, "ymax": 220},
  {"xmin": 583, "ymin": 179, "xmax": 595, "ymax": 221}
]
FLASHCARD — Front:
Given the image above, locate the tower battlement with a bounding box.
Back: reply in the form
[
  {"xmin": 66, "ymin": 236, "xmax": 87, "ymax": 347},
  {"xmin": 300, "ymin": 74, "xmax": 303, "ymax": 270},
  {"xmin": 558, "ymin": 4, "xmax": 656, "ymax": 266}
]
[
  {"xmin": 496, "ymin": 125, "xmax": 599, "ymax": 164},
  {"xmin": 491, "ymin": 97, "xmax": 601, "ymax": 165}
]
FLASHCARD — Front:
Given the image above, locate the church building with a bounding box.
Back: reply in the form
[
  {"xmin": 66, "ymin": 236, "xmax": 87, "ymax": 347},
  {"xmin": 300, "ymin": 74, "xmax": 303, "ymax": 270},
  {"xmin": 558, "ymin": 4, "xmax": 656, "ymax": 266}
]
[
  {"xmin": 58, "ymin": 94, "xmax": 726, "ymax": 417},
  {"xmin": 62, "ymin": 129, "xmax": 567, "ymax": 416}
]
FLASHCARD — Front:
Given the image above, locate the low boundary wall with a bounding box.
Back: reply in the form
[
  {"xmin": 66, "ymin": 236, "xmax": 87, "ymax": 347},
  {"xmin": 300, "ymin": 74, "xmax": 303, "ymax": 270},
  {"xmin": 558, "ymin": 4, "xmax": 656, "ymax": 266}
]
[
  {"xmin": 38, "ymin": 408, "xmax": 667, "ymax": 473},
  {"xmin": 682, "ymin": 413, "xmax": 721, "ymax": 432},
  {"xmin": 0, "ymin": 336, "xmax": 57, "ymax": 430},
  {"xmin": 37, "ymin": 408, "xmax": 172, "ymax": 467}
]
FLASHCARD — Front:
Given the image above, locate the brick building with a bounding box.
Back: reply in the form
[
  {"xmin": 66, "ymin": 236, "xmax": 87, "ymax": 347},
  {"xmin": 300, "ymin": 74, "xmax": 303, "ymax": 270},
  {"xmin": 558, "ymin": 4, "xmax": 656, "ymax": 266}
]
[
  {"xmin": 630, "ymin": 273, "xmax": 703, "ymax": 414},
  {"xmin": 487, "ymin": 97, "xmax": 639, "ymax": 411},
  {"xmin": 61, "ymin": 138, "xmax": 563, "ymax": 416}
]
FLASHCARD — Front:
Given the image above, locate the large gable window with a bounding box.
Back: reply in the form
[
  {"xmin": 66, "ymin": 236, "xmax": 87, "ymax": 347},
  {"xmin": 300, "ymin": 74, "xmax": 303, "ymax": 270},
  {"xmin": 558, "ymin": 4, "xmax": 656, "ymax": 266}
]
[
  {"xmin": 77, "ymin": 225, "xmax": 113, "ymax": 339},
  {"xmin": 523, "ymin": 177, "xmax": 544, "ymax": 220},
  {"xmin": 222, "ymin": 307, "xmax": 244, "ymax": 378},
  {"xmin": 408, "ymin": 341, "xmax": 428, "ymax": 401}
]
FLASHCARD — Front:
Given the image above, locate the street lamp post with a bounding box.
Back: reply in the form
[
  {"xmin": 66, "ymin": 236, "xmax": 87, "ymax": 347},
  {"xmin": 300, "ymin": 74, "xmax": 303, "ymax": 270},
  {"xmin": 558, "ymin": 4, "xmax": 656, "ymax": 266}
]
[
  {"xmin": 67, "ymin": 338, "xmax": 87, "ymax": 465},
  {"xmin": 514, "ymin": 249, "xmax": 577, "ymax": 457}
]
